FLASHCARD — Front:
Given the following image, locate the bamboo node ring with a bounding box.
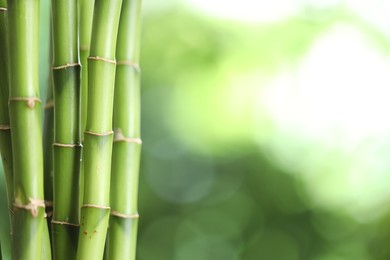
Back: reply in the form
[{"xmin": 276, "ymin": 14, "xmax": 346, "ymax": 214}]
[
  {"xmin": 84, "ymin": 130, "xmax": 114, "ymax": 137},
  {"xmin": 113, "ymin": 129, "xmax": 142, "ymax": 144},
  {"xmin": 51, "ymin": 220, "xmax": 80, "ymax": 227},
  {"xmin": 116, "ymin": 60, "xmax": 141, "ymax": 71},
  {"xmin": 13, "ymin": 198, "xmax": 45, "ymax": 217},
  {"xmin": 110, "ymin": 211, "xmax": 139, "ymax": 219},
  {"xmin": 0, "ymin": 125, "xmax": 11, "ymax": 130},
  {"xmin": 0, "ymin": 7, "xmax": 7, "ymax": 11},
  {"xmin": 82, "ymin": 204, "xmax": 111, "ymax": 210},
  {"xmin": 88, "ymin": 56, "xmax": 116, "ymax": 64},
  {"xmin": 52, "ymin": 62, "xmax": 81, "ymax": 70},
  {"xmin": 9, "ymin": 97, "xmax": 41, "ymax": 109},
  {"xmin": 53, "ymin": 143, "xmax": 83, "ymax": 148}
]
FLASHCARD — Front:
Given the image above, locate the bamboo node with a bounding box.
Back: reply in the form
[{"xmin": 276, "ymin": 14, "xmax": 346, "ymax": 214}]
[
  {"xmin": 0, "ymin": 125, "xmax": 11, "ymax": 130},
  {"xmin": 84, "ymin": 130, "xmax": 114, "ymax": 137},
  {"xmin": 9, "ymin": 97, "xmax": 41, "ymax": 109},
  {"xmin": 117, "ymin": 60, "xmax": 141, "ymax": 72},
  {"xmin": 52, "ymin": 62, "xmax": 81, "ymax": 70},
  {"xmin": 8, "ymin": 207, "xmax": 14, "ymax": 215},
  {"xmin": 110, "ymin": 211, "xmax": 139, "ymax": 219},
  {"xmin": 113, "ymin": 128, "xmax": 142, "ymax": 144},
  {"xmin": 44, "ymin": 100, "xmax": 54, "ymax": 109},
  {"xmin": 88, "ymin": 56, "xmax": 116, "ymax": 64},
  {"xmin": 53, "ymin": 142, "xmax": 83, "ymax": 148},
  {"xmin": 0, "ymin": 7, "xmax": 7, "ymax": 11},
  {"xmin": 13, "ymin": 198, "xmax": 45, "ymax": 217},
  {"xmin": 51, "ymin": 220, "xmax": 80, "ymax": 227},
  {"xmin": 82, "ymin": 204, "xmax": 110, "ymax": 210}
]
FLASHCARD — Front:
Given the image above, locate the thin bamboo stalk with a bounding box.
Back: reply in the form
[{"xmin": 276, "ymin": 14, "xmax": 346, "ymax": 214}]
[
  {"xmin": 77, "ymin": 0, "xmax": 123, "ymax": 259},
  {"xmin": 7, "ymin": 0, "xmax": 50, "ymax": 259},
  {"xmin": 43, "ymin": 33, "xmax": 54, "ymax": 234},
  {"xmin": 78, "ymin": 0, "xmax": 95, "ymax": 225},
  {"xmin": 79, "ymin": 0, "xmax": 94, "ymax": 138},
  {"xmin": 106, "ymin": 0, "xmax": 142, "ymax": 258},
  {"xmin": 0, "ymin": 0, "xmax": 14, "ymax": 256},
  {"xmin": 51, "ymin": 0, "xmax": 81, "ymax": 258}
]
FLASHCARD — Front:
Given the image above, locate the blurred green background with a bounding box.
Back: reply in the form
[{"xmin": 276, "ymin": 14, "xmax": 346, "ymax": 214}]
[{"xmin": 3, "ymin": 0, "xmax": 390, "ymax": 259}]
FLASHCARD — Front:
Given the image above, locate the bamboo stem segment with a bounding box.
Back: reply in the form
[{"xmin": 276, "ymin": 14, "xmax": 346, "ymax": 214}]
[
  {"xmin": 50, "ymin": 0, "xmax": 81, "ymax": 258},
  {"xmin": 77, "ymin": 0, "xmax": 123, "ymax": 259},
  {"xmin": 106, "ymin": 0, "xmax": 143, "ymax": 259},
  {"xmin": 0, "ymin": 0, "xmax": 14, "ymax": 245},
  {"xmin": 7, "ymin": 0, "xmax": 50, "ymax": 258}
]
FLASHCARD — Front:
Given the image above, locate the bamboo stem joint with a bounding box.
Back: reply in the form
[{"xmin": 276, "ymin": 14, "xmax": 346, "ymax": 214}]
[{"xmin": 13, "ymin": 198, "xmax": 45, "ymax": 217}]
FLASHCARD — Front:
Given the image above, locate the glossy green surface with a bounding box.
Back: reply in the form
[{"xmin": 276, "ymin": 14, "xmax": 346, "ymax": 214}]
[{"xmin": 107, "ymin": 0, "xmax": 142, "ymax": 258}]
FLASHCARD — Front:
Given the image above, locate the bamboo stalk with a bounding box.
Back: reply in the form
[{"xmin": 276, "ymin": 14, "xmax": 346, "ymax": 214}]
[
  {"xmin": 0, "ymin": 0, "xmax": 14, "ymax": 256},
  {"xmin": 7, "ymin": 0, "xmax": 50, "ymax": 259},
  {"xmin": 106, "ymin": 0, "xmax": 142, "ymax": 258},
  {"xmin": 43, "ymin": 37, "xmax": 54, "ymax": 234},
  {"xmin": 79, "ymin": 0, "xmax": 94, "ymax": 138},
  {"xmin": 77, "ymin": 1, "xmax": 123, "ymax": 259},
  {"xmin": 50, "ymin": 0, "xmax": 81, "ymax": 258},
  {"xmin": 78, "ymin": 0, "xmax": 95, "ymax": 225},
  {"xmin": 0, "ymin": 0, "xmax": 12, "ymax": 216}
]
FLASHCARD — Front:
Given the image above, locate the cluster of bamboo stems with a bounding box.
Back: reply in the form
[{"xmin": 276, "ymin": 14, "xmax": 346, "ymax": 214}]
[{"xmin": 0, "ymin": 0, "xmax": 142, "ymax": 259}]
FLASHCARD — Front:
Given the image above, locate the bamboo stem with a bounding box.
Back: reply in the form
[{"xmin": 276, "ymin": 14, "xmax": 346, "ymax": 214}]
[
  {"xmin": 7, "ymin": 0, "xmax": 50, "ymax": 259},
  {"xmin": 0, "ymin": 1, "xmax": 14, "ymax": 257},
  {"xmin": 50, "ymin": 0, "xmax": 81, "ymax": 258},
  {"xmin": 77, "ymin": 0, "xmax": 123, "ymax": 259},
  {"xmin": 79, "ymin": 0, "xmax": 94, "ymax": 139},
  {"xmin": 106, "ymin": 0, "xmax": 142, "ymax": 258}
]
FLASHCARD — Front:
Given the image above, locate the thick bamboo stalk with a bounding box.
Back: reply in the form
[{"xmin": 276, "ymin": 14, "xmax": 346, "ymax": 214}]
[
  {"xmin": 51, "ymin": 0, "xmax": 81, "ymax": 258},
  {"xmin": 77, "ymin": 1, "xmax": 123, "ymax": 259},
  {"xmin": 106, "ymin": 0, "xmax": 142, "ymax": 258},
  {"xmin": 0, "ymin": 0, "xmax": 13, "ymax": 223},
  {"xmin": 0, "ymin": 1, "xmax": 14, "ymax": 257},
  {"xmin": 7, "ymin": 0, "xmax": 50, "ymax": 259}
]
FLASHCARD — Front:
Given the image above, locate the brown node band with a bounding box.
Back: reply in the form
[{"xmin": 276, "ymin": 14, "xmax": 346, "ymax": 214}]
[
  {"xmin": 113, "ymin": 128, "xmax": 142, "ymax": 144},
  {"xmin": 13, "ymin": 198, "xmax": 45, "ymax": 218},
  {"xmin": 52, "ymin": 62, "xmax": 81, "ymax": 70},
  {"xmin": 0, "ymin": 125, "xmax": 10, "ymax": 130},
  {"xmin": 84, "ymin": 130, "xmax": 113, "ymax": 137},
  {"xmin": 9, "ymin": 97, "xmax": 41, "ymax": 109},
  {"xmin": 82, "ymin": 204, "xmax": 110, "ymax": 210},
  {"xmin": 110, "ymin": 211, "xmax": 139, "ymax": 219},
  {"xmin": 117, "ymin": 60, "xmax": 141, "ymax": 71},
  {"xmin": 44, "ymin": 100, "xmax": 54, "ymax": 109},
  {"xmin": 88, "ymin": 56, "xmax": 116, "ymax": 64},
  {"xmin": 53, "ymin": 143, "xmax": 83, "ymax": 148},
  {"xmin": 51, "ymin": 220, "xmax": 80, "ymax": 227}
]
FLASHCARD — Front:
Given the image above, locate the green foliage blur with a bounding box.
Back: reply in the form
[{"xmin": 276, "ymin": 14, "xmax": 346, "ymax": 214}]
[{"xmin": 2, "ymin": 1, "xmax": 390, "ymax": 259}]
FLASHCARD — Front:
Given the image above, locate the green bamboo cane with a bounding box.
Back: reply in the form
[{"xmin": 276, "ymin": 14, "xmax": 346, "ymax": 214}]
[
  {"xmin": 106, "ymin": 0, "xmax": 142, "ymax": 258},
  {"xmin": 7, "ymin": 0, "xmax": 51, "ymax": 259},
  {"xmin": 51, "ymin": 0, "xmax": 82, "ymax": 258},
  {"xmin": 78, "ymin": 0, "xmax": 95, "ymax": 221},
  {"xmin": 79, "ymin": 0, "xmax": 94, "ymax": 138},
  {"xmin": 0, "ymin": 0, "xmax": 13, "ymax": 217},
  {"xmin": 43, "ymin": 25, "xmax": 54, "ymax": 233},
  {"xmin": 0, "ymin": 0, "xmax": 14, "ymax": 255},
  {"xmin": 77, "ymin": 1, "xmax": 123, "ymax": 259}
]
